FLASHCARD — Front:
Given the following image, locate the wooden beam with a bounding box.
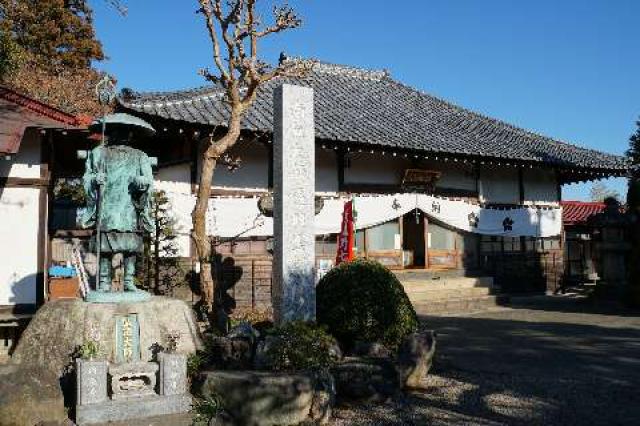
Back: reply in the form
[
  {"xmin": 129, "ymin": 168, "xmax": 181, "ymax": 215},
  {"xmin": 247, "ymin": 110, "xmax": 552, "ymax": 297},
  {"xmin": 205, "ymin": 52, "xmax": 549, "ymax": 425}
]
[
  {"xmin": 0, "ymin": 177, "xmax": 49, "ymax": 188},
  {"xmin": 337, "ymin": 149, "xmax": 346, "ymax": 191},
  {"xmin": 518, "ymin": 167, "xmax": 525, "ymax": 204}
]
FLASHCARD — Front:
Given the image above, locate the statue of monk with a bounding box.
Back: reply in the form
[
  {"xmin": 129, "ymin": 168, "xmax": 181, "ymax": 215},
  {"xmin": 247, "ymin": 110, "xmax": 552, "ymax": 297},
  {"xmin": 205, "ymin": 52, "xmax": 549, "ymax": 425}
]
[{"xmin": 80, "ymin": 115, "xmax": 155, "ymax": 293}]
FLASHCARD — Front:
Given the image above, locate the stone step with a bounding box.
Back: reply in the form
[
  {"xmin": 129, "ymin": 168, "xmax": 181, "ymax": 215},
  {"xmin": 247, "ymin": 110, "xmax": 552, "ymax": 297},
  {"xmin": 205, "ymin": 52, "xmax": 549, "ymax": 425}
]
[
  {"xmin": 407, "ymin": 286, "xmax": 492, "ymax": 302},
  {"xmin": 393, "ymin": 269, "xmax": 489, "ymax": 282},
  {"xmin": 412, "ymin": 295, "xmax": 509, "ymax": 316},
  {"xmin": 400, "ymin": 276, "xmax": 494, "ymax": 292}
]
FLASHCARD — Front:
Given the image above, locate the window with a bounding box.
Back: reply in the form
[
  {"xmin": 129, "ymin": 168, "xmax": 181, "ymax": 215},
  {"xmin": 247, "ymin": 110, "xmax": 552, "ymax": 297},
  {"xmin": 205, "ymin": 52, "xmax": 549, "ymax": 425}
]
[
  {"xmin": 366, "ymin": 220, "xmax": 400, "ymax": 251},
  {"xmin": 354, "ymin": 229, "xmax": 365, "ymax": 255},
  {"xmin": 429, "ymin": 222, "xmax": 456, "ymax": 250},
  {"xmin": 503, "ymin": 237, "xmax": 521, "ymax": 252}
]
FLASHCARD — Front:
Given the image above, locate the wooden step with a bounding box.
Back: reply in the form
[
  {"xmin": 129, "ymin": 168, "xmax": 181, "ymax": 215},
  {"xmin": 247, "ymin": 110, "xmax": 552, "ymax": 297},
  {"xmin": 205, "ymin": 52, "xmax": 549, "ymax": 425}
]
[{"xmin": 412, "ymin": 295, "xmax": 510, "ymax": 316}]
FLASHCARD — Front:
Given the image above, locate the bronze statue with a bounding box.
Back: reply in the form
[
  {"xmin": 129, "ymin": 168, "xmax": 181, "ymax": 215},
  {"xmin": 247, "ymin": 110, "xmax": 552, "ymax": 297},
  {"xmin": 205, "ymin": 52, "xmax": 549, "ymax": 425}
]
[{"xmin": 80, "ymin": 113, "xmax": 156, "ymax": 302}]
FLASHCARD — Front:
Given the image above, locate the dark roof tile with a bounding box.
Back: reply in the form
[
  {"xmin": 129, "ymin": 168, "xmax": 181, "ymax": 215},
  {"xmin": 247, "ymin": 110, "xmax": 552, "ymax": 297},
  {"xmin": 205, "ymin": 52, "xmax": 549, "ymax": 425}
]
[{"xmin": 120, "ymin": 60, "xmax": 629, "ymax": 172}]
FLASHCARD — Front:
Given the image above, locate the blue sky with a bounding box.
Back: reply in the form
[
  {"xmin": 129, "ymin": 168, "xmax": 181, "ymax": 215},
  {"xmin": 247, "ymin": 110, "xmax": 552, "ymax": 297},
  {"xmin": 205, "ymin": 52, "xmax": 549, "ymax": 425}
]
[{"xmin": 91, "ymin": 0, "xmax": 639, "ymax": 201}]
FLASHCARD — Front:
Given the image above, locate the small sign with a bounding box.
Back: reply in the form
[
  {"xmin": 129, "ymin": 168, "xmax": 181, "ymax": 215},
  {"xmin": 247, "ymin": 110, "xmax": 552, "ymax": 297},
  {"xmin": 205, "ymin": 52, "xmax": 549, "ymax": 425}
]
[{"xmin": 402, "ymin": 169, "xmax": 441, "ymax": 192}]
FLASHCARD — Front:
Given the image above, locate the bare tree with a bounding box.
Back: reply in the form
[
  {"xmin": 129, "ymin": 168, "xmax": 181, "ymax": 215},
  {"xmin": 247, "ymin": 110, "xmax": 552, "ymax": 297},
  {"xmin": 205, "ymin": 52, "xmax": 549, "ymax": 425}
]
[
  {"xmin": 194, "ymin": 0, "xmax": 307, "ymax": 315},
  {"xmin": 590, "ymin": 181, "xmax": 621, "ymax": 202}
]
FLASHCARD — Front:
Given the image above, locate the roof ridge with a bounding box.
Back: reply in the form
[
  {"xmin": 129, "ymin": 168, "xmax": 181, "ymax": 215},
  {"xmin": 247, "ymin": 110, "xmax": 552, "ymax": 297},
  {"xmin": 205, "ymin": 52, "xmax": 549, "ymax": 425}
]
[
  {"xmin": 561, "ymin": 200, "xmax": 607, "ymax": 206},
  {"xmin": 0, "ymin": 84, "xmax": 84, "ymax": 126},
  {"xmin": 284, "ymin": 57, "xmax": 391, "ymax": 81},
  {"xmin": 122, "ymin": 85, "xmax": 222, "ymax": 102}
]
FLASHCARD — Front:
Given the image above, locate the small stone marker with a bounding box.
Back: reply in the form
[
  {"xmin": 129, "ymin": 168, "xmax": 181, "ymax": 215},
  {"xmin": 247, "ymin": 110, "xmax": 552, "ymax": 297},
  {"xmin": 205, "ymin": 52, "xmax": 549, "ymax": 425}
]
[{"xmin": 272, "ymin": 84, "xmax": 316, "ymax": 324}]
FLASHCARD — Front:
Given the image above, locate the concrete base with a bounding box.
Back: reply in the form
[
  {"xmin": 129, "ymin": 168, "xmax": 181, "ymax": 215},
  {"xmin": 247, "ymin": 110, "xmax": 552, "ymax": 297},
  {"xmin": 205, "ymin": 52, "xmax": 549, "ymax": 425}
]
[{"xmin": 75, "ymin": 394, "xmax": 192, "ymax": 425}]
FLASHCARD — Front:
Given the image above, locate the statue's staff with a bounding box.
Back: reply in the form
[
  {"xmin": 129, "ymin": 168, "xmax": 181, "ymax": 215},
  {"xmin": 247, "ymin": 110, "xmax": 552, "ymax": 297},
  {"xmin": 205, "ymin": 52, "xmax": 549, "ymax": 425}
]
[{"xmin": 94, "ymin": 75, "xmax": 116, "ymax": 277}]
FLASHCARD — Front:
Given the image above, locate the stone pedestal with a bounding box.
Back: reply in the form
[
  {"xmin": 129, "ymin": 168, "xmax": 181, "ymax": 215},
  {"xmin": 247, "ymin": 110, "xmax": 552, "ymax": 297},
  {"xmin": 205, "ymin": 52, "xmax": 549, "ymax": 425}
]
[
  {"xmin": 75, "ymin": 356, "xmax": 191, "ymax": 425},
  {"xmin": 272, "ymin": 84, "xmax": 316, "ymax": 324},
  {"xmin": 11, "ymin": 296, "xmax": 202, "ymax": 379}
]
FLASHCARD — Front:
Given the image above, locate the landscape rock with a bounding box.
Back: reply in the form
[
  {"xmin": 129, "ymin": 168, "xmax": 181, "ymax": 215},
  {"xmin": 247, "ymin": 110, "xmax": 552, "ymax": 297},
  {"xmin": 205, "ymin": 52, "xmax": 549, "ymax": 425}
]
[
  {"xmin": 309, "ymin": 369, "xmax": 336, "ymax": 424},
  {"xmin": 396, "ymin": 330, "xmax": 436, "ymax": 389},
  {"xmin": 0, "ymin": 365, "xmax": 67, "ymax": 426},
  {"xmin": 208, "ymin": 336, "xmax": 254, "ymax": 370},
  {"xmin": 11, "ymin": 297, "xmax": 203, "ymax": 379},
  {"xmin": 331, "ymin": 357, "xmax": 400, "ymax": 403},
  {"xmin": 253, "ymin": 335, "xmax": 278, "ymax": 370},
  {"xmin": 352, "ymin": 341, "xmax": 392, "ymax": 358},
  {"xmin": 197, "ymin": 370, "xmax": 321, "ymax": 426}
]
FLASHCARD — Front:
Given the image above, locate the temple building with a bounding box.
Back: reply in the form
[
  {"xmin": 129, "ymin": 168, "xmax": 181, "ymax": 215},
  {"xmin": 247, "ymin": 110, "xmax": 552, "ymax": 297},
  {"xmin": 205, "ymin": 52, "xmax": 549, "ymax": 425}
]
[
  {"xmin": 111, "ymin": 60, "xmax": 629, "ymax": 309},
  {"xmin": 3, "ymin": 61, "xmax": 630, "ymax": 316}
]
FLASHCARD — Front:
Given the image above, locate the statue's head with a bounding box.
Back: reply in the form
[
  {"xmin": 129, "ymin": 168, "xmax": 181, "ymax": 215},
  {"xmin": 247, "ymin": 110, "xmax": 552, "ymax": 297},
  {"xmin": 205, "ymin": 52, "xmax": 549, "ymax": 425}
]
[{"xmin": 89, "ymin": 113, "xmax": 155, "ymax": 146}]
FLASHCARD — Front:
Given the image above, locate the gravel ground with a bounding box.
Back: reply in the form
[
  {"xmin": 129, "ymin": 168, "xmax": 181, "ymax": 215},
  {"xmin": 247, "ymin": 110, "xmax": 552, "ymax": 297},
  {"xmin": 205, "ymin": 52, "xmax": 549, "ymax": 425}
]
[{"xmin": 331, "ymin": 296, "xmax": 640, "ymax": 426}]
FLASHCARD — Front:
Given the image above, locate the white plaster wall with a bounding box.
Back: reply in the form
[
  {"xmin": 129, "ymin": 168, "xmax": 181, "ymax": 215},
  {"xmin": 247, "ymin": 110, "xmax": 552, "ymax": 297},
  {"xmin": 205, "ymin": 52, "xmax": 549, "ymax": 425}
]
[
  {"xmin": 479, "ymin": 167, "xmax": 519, "ymax": 204},
  {"xmin": 155, "ymin": 163, "xmax": 193, "ymax": 257},
  {"xmin": 0, "ymin": 187, "xmax": 39, "ymax": 305},
  {"xmin": 0, "ymin": 129, "xmax": 41, "ymax": 178},
  {"xmin": 523, "ymin": 168, "xmax": 559, "ymax": 205}
]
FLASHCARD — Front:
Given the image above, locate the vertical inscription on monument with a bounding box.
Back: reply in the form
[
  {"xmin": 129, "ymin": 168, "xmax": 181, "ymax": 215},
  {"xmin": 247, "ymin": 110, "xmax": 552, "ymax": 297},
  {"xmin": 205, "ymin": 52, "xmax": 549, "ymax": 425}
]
[
  {"xmin": 115, "ymin": 314, "xmax": 140, "ymax": 363},
  {"xmin": 273, "ymin": 84, "xmax": 316, "ymax": 323}
]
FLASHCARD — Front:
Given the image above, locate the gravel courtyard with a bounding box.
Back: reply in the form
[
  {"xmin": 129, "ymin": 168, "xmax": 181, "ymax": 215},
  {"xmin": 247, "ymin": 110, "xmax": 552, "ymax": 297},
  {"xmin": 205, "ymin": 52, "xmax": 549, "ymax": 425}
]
[{"xmin": 332, "ymin": 296, "xmax": 640, "ymax": 426}]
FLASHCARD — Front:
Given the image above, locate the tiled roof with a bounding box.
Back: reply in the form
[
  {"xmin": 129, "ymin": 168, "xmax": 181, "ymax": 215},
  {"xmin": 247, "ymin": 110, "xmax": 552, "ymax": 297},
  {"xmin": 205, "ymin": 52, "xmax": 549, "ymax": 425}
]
[
  {"xmin": 119, "ymin": 60, "xmax": 630, "ymax": 174},
  {"xmin": 1, "ymin": 85, "xmax": 88, "ymax": 154},
  {"xmin": 561, "ymin": 201, "xmax": 607, "ymax": 225}
]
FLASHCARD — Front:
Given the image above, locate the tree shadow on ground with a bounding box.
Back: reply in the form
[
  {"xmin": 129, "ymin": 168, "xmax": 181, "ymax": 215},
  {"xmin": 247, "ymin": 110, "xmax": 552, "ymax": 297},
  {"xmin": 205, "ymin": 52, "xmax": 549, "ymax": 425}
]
[{"xmin": 335, "ymin": 306, "xmax": 640, "ymax": 425}]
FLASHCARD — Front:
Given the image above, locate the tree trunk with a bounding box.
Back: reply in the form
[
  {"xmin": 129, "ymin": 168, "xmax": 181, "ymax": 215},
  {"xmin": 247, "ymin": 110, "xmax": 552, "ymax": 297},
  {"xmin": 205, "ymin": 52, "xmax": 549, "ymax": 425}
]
[{"xmin": 192, "ymin": 111, "xmax": 243, "ymax": 313}]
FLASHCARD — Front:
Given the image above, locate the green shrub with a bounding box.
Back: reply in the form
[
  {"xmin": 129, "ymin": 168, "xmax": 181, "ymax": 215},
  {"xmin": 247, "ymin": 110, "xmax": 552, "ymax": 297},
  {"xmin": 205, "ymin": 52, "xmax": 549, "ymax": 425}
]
[
  {"xmin": 317, "ymin": 259, "xmax": 419, "ymax": 351},
  {"xmin": 187, "ymin": 352, "xmax": 206, "ymax": 379},
  {"xmin": 191, "ymin": 395, "xmax": 223, "ymax": 426},
  {"xmin": 262, "ymin": 321, "xmax": 339, "ymax": 372}
]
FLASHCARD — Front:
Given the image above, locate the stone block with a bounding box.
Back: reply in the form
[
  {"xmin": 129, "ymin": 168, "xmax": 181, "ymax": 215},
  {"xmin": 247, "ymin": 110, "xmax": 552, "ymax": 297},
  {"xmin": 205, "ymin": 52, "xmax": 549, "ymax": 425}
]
[
  {"xmin": 75, "ymin": 394, "xmax": 192, "ymax": 425},
  {"xmin": 158, "ymin": 352, "xmax": 188, "ymax": 396},
  {"xmin": 76, "ymin": 359, "xmax": 109, "ymax": 406},
  {"xmin": 396, "ymin": 330, "xmax": 436, "ymax": 389}
]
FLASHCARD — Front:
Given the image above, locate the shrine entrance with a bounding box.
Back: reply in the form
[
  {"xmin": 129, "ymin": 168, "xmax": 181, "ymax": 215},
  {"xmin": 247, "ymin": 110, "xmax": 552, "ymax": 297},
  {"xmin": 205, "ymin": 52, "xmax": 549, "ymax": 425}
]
[
  {"xmin": 402, "ymin": 211, "xmax": 426, "ymax": 268},
  {"xmin": 402, "ymin": 211, "xmax": 462, "ymax": 270}
]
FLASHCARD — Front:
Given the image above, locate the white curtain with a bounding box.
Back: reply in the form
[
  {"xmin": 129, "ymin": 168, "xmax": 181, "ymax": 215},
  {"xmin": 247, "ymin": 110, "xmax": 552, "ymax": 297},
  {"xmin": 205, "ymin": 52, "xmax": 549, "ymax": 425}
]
[{"xmin": 205, "ymin": 193, "xmax": 562, "ymax": 238}]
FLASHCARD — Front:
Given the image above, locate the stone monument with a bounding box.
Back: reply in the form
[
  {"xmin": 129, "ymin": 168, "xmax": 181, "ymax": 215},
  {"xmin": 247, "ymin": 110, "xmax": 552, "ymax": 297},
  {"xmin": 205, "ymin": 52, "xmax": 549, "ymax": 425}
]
[
  {"xmin": 9, "ymin": 79, "xmax": 199, "ymax": 425},
  {"xmin": 272, "ymin": 84, "xmax": 316, "ymax": 324}
]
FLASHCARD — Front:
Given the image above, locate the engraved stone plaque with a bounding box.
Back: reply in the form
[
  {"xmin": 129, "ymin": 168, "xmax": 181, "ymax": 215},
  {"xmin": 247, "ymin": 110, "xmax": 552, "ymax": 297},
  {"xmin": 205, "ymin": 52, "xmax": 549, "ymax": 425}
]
[
  {"xmin": 272, "ymin": 84, "xmax": 316, "ymax": 323},
  {"xmin": 76, "ymin": 359, "xmax": 108, "ymax": 406},
  {"xmin": 158, "ymin": 352, "xmax": 188, "ymax": 396},
  {"xmin": 115, "ymin": 314, "xmax": 140, "ymax": 364}
]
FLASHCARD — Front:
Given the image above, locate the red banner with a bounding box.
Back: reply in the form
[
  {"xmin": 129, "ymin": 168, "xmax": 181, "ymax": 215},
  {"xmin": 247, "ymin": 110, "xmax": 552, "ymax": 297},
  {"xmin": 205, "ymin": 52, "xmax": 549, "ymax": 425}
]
[{"xmin": 336, "ymin": 200, "xmax": 355, "ymax": 265}]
